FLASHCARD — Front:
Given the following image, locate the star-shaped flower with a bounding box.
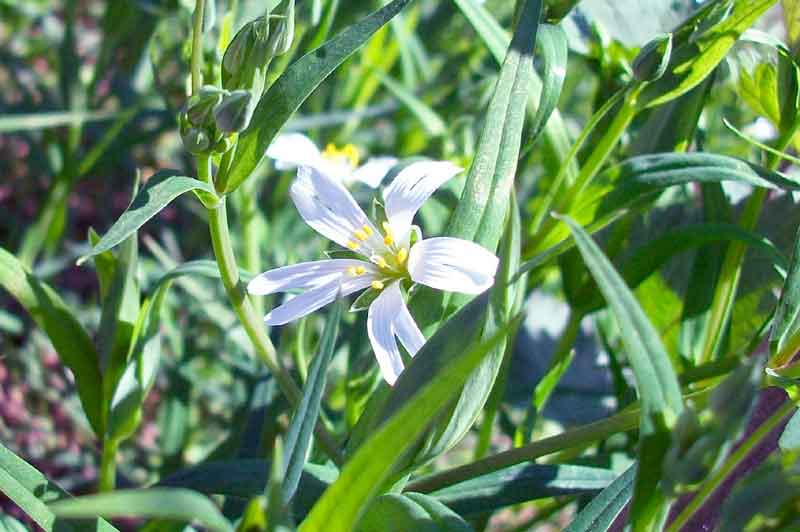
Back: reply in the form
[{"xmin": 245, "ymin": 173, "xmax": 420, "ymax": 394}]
[
  {"xmin": 247, "ymin": 161, "xmax": 499, "ymax": 384},
  {"xmin": 266, "ymin": 133, "xmax": 399, "ymax": 188}
]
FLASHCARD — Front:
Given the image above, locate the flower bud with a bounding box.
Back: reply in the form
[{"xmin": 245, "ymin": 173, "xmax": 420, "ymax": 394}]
[
  {"xmin": 632, "ymin": 33, "xmax": 672, "ymax": 82},
  {"xmin": 181, "ymin": 127, "xmax": 210, "ymax": 154},
  {"xmin": 268, "ymin": 0, "xmax": 295, "ymax": 57},
  {"xmin": 710, "ymin": 360, "xmax": 759, "ymax": 423},
  {"xmin": 185, "ymin": 85, "xmax": 225, "ymax": 126},
  {"xmin": 213, "ymin": 90, "xmax": 254, "ymax": 133},
  {"xmin": 221, "ymin": 13, "xmax": 272, "ymax": 93}
]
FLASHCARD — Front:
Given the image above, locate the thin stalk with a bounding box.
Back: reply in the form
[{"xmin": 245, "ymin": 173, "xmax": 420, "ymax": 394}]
[
  {"xmin": 406, "ymin": 407, "xmax": 640, "ymax": 493},
  {"xmin": 199, "ymin": 157, "xmax": 344, "ymax": 465},
  {"xmin": 98, "ymin": 439, "xmax": 118, "ymax": 492},
  {"xmin": 191, "ymin": 0, "xmax": 206, "ymax": 95},
  {"xmin": 666, "ymin": 399, "xmax": 796, "ymax": 532}
]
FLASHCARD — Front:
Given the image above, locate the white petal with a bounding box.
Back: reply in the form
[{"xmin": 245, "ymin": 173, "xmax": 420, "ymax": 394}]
[
  {"xmin": 383, "ymin": 161, "xmax": 462, "ymax": 244},
  {"xmin": 263, "ymin": 274, "xmax": 374, "ymax": 326},
  {"xmin": 266, "ymin": 133, "xmax": 322, "ymax": 170},
  {"xmin": 392, "ymin": 286, "xmax": 425, "ymax": 357},
  {"xmin": 349, "ymin": 157, "xmax": 399, "ymax": 188},
  {"xmin": 290, "ymin": 166, "xmax": 384, "ymax": 254},
  {"xmin": 367, "ymin": 282, "xmax": 406, "ymax": 385},
  {"xmin": 408, "ymin": 237, "xmax": 499, "ymax": 295},
  {"xmin": 247, "ymin": 259, "xmax": 377, "ymax": 295}
]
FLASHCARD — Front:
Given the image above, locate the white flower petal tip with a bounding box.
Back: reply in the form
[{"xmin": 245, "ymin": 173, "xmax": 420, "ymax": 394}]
[
  {"xmin": 266, "ymin": 133, "xmax": 322, "ymax": 170},
  {"xmin": 247, "ymin": 259, "xmax": 377, "ymax": 295},
  {"xmin": 367, "ymin": 282, "xmax": 425, "ymax": 385},
  {"xmin": 408, "ymin": 237, "xmax": 499, "ymax": 295},
  {"xmin": 383, "ymin": 161, "xmax": 464, "ymax": 242}
]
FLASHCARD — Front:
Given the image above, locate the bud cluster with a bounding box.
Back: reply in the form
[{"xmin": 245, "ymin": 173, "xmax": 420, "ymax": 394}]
[{"xmin": 180, "ymin": 0, "xmax": 295, "ymax": 155}]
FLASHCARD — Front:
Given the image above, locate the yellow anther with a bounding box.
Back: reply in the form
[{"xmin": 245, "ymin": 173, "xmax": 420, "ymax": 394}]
[
  {"xmin": 322, "ymin": 143, "xmax": 360, "ymax": 168},
  {"xmin": 346, "ymin": 240, "xmax": 359, "ymax": 250},
  {"xmin": 342, "ymin": 144, "xmax": 360, "ymax": 167},
  {"xmin": 354, "ymin": 229, "xmax": 369, "ymax": 241},
  {"xmin": 382, "ymin": 221, "xmax": 395, "ymax": 246},
  {"xmin": 395, "ymin": 248, "xmax": 408, "ymax": 265},
  {"xmin": 347, "ymin": 266, "xmax": 358, "ymax": 276},
  {"xmin": 362, "ymin": 224, "xmax": 374, "ymax": 236},
  {"xmin": 355, "ymin": 266, "xmax": 366, "ymax": 275},
  {"xmin": 374, "ymin": 256, "xmax": 389, "ymax": 269},
  {"xmin": 371, "ymin": 280, "xmax": 385, "ymax": 290}
]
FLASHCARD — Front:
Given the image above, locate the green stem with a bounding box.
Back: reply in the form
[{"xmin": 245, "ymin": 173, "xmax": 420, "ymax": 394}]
[
  {"xmin": 199, "ymin": 157, "xmax": 344, "ymax": 466},
  {"xmin": 191, "ymin": 0, "xmax": 206, "ymax": 95},
  {"xmin": 406, "ymin": 406, "xmax": 640, "ymax": 493},
  {"xmin": 98, "ymin": 439, "xmax": 118, "ymax": 492},
  {"xmin": 666, "ymin": 399, "xmax": 796, "ymax": 532}
]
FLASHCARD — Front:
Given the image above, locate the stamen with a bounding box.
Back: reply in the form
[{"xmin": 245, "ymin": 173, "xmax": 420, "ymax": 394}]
[
  {"xmin": 362, "ymin": 224, "xmax": 374, "ymax": 236},
  {"xmin": 346, "ymin": 240, "xmax": 359, "ymax": 250},
  {"xmin": 382, "ymin": 221, "xmax": 394, "ymax": 246},
  {"xmin": 354, "ymin": 229, "xmax": 369, "ymax": 241},
  {"xmin": 373, "ymin": 256, "xmax": 389, "ymax": 269},
  {"xmin": 395, "ymin": 248, "xmax": 408, "ymax": 265},
  {"xmin": 347, "ymin": 266, "xmax": 358, "ymax": 276},
  {"xmin": 371, "ymin": 280, "xmax": 385, "ymax": 290},
  {"xmin": 355, "ymin": 266, "xmax": 366, "ymax": 275}
]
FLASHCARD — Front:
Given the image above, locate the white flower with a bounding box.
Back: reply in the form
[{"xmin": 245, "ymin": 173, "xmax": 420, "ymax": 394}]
[
  {"xmin": 248, "ymin": 161, "xmax": 500, "ymax": 384},
  {"xmin": 266, "ymin": 133, "xmax": 399, "ymax": 188}
]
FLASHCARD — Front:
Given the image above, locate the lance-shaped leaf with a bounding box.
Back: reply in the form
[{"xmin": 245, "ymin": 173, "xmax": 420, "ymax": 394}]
[
  {"xmin": 281, "ymin": 299, "xmax": 344, "ymax": 505},
  {"xmin": 639, "ymin": 0, "xmax": 776, "ymax": 109},
  {"xmin": 78, "ymin": 171, "xmax": 215, "ymax": 264},
  {"xmin": 0, "ymin": 247, "xmax": 104, "ymax": 436},
  {"xmin": 49, "ymin": 489, "xmax": 233, "ymax": 532},
  {"xmin": 557, "ymin": 215, "xmax": 683, "ymax": 531},
  {"xmin": 219, "ymin": 0, "xmax": 414, "ymax": 193},
  {"xmin": 357, "ymin": 492, "xmax": 473, "ymax": 532},
  {"xmin": 300, "ymin": 295, "xmax": 516, "ymax": 531},
  {"xmin": 565, "ymin": 465, "xmax": 637, "ymax": 532},
  {"xmin": 0, "ymin": 443, "xmax": 118, "ymax": 532},
  {"xmin": 771, "ymin": 226, "xmax": 800, "ymax": 366},
  {"xmin": 429, "ymin": 464, "xmax": 616, "ymax": 517}
]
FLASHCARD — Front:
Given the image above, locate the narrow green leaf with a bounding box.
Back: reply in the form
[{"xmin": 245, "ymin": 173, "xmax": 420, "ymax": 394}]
[
  {"xmin": 640, "ymin": 0, "xmax": 777, "ymax": 108},
  {"xmin": 779, "ymin": 410, "xmax": 800, "ymax": 451},
  {"xmin": 301, "ymin": 295, "xmax": 515, "ymax": 532},
  {"xmin": 78, "ymin": 171, "xmax": 215, "ymax": 263},
  {"xmin": 282, "ymin": 299, "xmax": 344, "ymax": 505},
  {"xmin": 565, "ymin": 465, "xmax": 637, "ymax": 532},
  {"xmin": 357, "ymin": 492, "xmax": 473, "ymax": 532},
  {"xmin": 0, "ymin": 110, "xmax": 119, "ymax": 132},
  {"xmin": 557, "ymin": 215, "xmax": 683, "ymax": 530},
  {"xmin": 0, "ymin": 247, "xmax": 103, "ymax": 436},
  {"xmin": 49, "ymin": 489, "xmax": 233, "ymax": 532},
  {"xmin": 220, "ymin": 0, "xmax": 414, "ymax": 193},
  {"xmin": 429, "ymin": 464, "xmax": 616, "ymax": 517},
  {"xmin": 0, "ymin": 443, "xmax": 117, "ymax": 532},
  {"xmin": 771, "ymin": 226, "xmax": 800, "ymax": 364}
]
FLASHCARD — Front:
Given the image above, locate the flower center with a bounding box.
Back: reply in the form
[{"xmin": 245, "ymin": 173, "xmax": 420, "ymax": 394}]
[
  {"xmin": 322, "ymin": 143, "xmax": 360, "ymax": 169},
  {"xmin": 345, "ymin": 222, "xmax": 409, "ymax": 289}
]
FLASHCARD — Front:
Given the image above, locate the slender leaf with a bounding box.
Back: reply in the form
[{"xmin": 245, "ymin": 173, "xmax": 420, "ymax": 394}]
[
  {"xmin": 49, "ymin": 489, "xmax": 233, "ymax": 532},
  {"xmin": 281, "ymin": 299, "xmax": 344, "ymax": 505},
  {"xmin": 78, "ymin": 171, "xmax": 215, "ymax": 263},
  {"xmin": 0, "ymin": 247, "xmax": 103, "ymax": 436},
  {"xmin": 376, "ymin": 72, "xmax": 446, "ymax": 136},
  {"xmin": 558, "ymin": 215, "xmax": 683, "ymax": 530},
  {"xmin": 522, "ymin": 23, "xmax": 568, "ymax": 148},
  {"xmin": 220, "ymin": 0, "xmax": 414, "ymax": 193},
  {"xmin": 0, "ymin": 110, "xmax": 119, "ymax": 132},
  {"xmin": 771, "ymin": 226, "xmax": 800, "ymax": 364},
  {"xmin": 565, "ymin": 465, "xmax": 637, "ymax": 532},
  {"xmin": 779, "ymin": 409, "xmax": 800, "ymax": 451},
  {"xmin": 301, "ymin": 295, "xmax": 515, "ymax": 531},
  {"xmin": 357, "ymin": 493, "xmax": 473, "ymax": 532},
  {"xmin": 430, "ymin": 464, "xmax": 616, "ymax": 517}
]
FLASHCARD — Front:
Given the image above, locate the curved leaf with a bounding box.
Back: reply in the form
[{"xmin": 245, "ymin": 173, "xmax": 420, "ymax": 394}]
[
  {"xmin": 357, "ymin": 492, "xmax": 473, "ymax": 532},
  {"xmin": 565, "ymin": 465, "xmax": 636, "ymax": 532},
  {"xmin": 220, "ymin": 0, "xmax": 414, "ymax": 193},
  {"xmin": 48, "ymin": 489, "xmax": 233, "ymax": 532},
  {"xmin": 429, "ymin": 464, "xmax": 616, "ymax": 517},
  {"xmin": 78, "ymin": 171, "xmax": 214, "ymax": 264},
  {"xmin": 0, "ymin": 247, "xmax": 103, "ymax": 436}
]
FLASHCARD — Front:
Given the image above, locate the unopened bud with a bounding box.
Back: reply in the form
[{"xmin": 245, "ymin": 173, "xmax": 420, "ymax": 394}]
[
  {"xmin": 181, "ymin": 127, "xmax": 210, "ymax": 154},
  {"xmin": 213, "ymin": 90, "xmax": 254, "ymax": 133},
  {"xmin": 632, "ymin": 33, "xmax": 672, "ymax": 82},
  {"xmin": 185, "ymin": 85, "xmax": 225, "ymax": 126},
  {"xmin": 221, "ymin": 14, "xmax": 272, "ymax": 92},
  {"xmin": 268, "ymin": 0, "xmax": 295, "ymax": 57},
  {"xmin": 710, "ymin": 360, "xmax": 759, "ymax": 422}
]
